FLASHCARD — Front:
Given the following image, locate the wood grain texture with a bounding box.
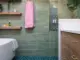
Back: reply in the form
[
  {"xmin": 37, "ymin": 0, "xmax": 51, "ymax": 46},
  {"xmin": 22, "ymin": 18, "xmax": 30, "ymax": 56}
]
[
  {"xmin": 0, "ymin": 12, "xmax": 22, "ymax": 16},
  {"xmin": 0, "ymin": 26, "xmax": 22, "ymax": 30},
  {"xmin": 0, "ymin": 0, "xmax": 9, "ymax": 2},
  {"xmin": 61, "ymin": 31, "xmax": 80, "ymax": 60}
]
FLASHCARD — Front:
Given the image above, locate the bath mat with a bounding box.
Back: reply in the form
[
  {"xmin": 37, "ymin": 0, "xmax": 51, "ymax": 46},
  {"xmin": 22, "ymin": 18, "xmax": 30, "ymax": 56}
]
[{"xmin": 13, "ymin": 56, "xmax": 58, "ymax": 60}]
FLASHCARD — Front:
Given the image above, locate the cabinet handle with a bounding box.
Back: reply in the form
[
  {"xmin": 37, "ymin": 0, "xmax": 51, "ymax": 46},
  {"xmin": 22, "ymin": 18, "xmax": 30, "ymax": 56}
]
[{"xmin": 71, "ymin": 55, "xmax": 78, "ymax": 60}]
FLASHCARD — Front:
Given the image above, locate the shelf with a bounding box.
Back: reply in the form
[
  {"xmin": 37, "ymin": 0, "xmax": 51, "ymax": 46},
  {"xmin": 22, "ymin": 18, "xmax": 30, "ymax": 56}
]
[
  {"xmin": 0, "ymin": 0, "xmax": 21, "ymax": 2},
  {"xmin": 0, "ymin": 0, "xmax": 8, "ymax": 2},
  {"xmin": 0, "ymin": 12, "xmax": 22, "ymax": 16},
  {"xmin": 0, "ymin": 26, "xmax": 22, "ymax": 30}
]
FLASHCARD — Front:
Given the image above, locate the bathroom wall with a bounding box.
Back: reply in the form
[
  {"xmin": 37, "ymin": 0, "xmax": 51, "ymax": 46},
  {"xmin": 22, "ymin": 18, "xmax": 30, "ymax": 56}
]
[
  {"xmin": 58, "ymin": 0, "xmax": 73, "ymax": 18},
  {"xmin": 50, "ymin": 0, "xmax": 73, "ymax": 18},
  {"xmin": 0, "ymin": 0, "xmax": 58, "ymax": 56},
  {"xmin": 69, "ymin": 5, "xmax": 80, "ymax": 18},
  {"xmin": 66, "ymin": 0, "xmax": 80, "ymax": 18},
  {"xmin": 76, "ymin": 5, "xmax": 80, "ymax": 18}
]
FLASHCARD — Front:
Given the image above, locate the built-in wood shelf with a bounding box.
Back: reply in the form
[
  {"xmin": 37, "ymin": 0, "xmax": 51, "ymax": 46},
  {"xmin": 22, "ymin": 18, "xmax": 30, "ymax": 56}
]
[
  {"xmin": 0, "ymin": 26, "xmax": 22, "ymax": 30},
  {"xmin": 0, "ymin": 0, "xmax": 21, "ymax": 2},
  {"xmin": 0, "ymin": 12, "xmax": 22, "ymax": 16}
]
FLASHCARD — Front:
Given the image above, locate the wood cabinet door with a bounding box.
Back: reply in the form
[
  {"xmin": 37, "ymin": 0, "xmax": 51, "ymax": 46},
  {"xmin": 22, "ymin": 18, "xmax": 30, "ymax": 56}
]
[{"xmin": 61, "ymin": 32, "xmax": 80, "ymax": 60}]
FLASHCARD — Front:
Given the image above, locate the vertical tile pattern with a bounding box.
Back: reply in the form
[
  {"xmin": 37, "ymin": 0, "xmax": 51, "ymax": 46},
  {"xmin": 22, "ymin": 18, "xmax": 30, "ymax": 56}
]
[{"xmin": 0, "ymin": 0, "xmax": 58, "ymax": 56}]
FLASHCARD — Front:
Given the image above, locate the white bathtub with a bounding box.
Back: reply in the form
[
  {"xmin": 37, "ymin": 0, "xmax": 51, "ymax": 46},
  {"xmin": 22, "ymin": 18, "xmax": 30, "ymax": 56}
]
[{"xmin": 0, "ymin": 38, "xmax": 18, "ymax": 60}]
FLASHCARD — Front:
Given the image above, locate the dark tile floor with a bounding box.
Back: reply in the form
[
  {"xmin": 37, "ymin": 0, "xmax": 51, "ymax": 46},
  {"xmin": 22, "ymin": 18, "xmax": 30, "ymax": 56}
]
[{"xmin": 13, "ymin": 56, "xmax": 58, "ymax": 60}]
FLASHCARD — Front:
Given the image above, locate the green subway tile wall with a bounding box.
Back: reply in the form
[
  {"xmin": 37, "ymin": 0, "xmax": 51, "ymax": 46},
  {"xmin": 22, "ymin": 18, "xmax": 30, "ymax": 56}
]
[
  {"xmin": 77, "ymin": 5, "xmax": 80, "ymax": 18},
  {"xmin": 0, "ymin": 0, "xmax": 58, "ymax": 56}
]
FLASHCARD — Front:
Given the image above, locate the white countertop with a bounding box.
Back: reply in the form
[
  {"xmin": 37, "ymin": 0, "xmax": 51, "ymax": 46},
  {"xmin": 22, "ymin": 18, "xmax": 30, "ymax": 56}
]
[{"xmin": 59, "ymin": 19, "xmax": 80, "ymax": 34}]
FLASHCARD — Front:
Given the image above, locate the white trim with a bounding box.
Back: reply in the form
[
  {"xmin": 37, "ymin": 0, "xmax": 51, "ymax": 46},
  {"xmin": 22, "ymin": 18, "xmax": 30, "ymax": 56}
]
[{"xmin": 58, "ymin": 23, "xmax": 61, "ymax": 60}]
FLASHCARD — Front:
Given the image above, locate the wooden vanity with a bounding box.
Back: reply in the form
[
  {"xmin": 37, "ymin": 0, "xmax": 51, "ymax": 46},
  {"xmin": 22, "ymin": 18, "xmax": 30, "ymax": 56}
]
[
  {"xmin": 61, "ymin": 31, "xmax": 80, "ymax": 60},
  {"xmin": 59, "ymin": 19, "xmax": 80, "ymax": 60}
]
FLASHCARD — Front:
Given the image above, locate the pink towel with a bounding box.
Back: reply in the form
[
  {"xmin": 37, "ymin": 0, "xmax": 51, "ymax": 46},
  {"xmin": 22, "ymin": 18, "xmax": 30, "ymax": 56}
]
[{"xmin": 25, "ymin": 0, "xmax": 34, "ymax": 28}]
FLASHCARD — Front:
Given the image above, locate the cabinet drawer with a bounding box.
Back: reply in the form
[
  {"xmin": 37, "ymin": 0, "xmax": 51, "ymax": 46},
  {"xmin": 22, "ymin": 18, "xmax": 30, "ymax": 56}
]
[
  {"xmin": 61, "ymin": 44, "xmax": 73, "ymax": 60},
  {"xmin": 61, "ymin": 32, "xmax": 80, "ymax": 60},
  {"xmin": 70, "ymin": 40, "xmax": 80, "ymax": 59},
  {"xmin": 62, "ymin": 44, "xmax": 79, "ymax": 60}
]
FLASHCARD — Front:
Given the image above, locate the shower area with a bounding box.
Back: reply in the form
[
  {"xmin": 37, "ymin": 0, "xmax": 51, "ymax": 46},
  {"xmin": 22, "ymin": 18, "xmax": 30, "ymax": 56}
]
[
  {"xmin": 0, "ymin": 0, "xmax": 58, "ymax": 60},
  {"xmin": 15, "ymin": 0, "xmax": 58, "ymax": 59}
]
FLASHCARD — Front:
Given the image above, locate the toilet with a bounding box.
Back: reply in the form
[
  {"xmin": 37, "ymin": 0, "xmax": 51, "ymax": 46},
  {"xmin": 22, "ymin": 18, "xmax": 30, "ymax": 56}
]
[{"xmin": 0, "ymin": 38, "xmax": 18, "ymax": 60}]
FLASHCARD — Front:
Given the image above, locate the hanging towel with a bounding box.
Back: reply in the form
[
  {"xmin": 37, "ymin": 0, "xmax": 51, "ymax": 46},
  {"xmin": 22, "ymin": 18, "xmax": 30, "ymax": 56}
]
[{"xmin": 25, "ymin": 0, "xmax": 34, "ymax": 29}]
